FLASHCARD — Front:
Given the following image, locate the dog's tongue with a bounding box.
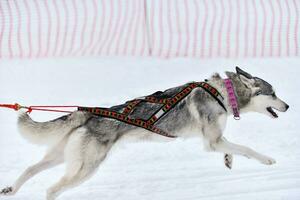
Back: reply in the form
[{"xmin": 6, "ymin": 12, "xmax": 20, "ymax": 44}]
[{"xmin": 267, "ymin": 107, "xmax": 278, "ymax": 118}]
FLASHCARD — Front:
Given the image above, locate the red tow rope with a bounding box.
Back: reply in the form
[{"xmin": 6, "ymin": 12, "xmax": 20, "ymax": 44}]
[{"xmin": 0, "ymin": 103, "xmax": 78, "ymax": 114}]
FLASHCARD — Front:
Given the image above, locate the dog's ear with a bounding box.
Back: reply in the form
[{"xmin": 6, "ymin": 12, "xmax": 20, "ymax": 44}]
[
  {"xmin": 236, "ymin": 66, "xmax": 252, "ymax": 79},
  {"xmin": 236, "ymin": 66, "xmax": 255, "ymax": 88}
]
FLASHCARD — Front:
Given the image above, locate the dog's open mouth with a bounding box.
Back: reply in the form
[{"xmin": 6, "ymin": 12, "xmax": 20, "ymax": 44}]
[{"xmin": 267, "ymin": 107, "xmax": 278, "ymax": 118}]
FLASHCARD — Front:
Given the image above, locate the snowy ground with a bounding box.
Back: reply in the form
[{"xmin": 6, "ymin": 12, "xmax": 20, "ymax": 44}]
[{"xmin": 0, "ymin": 57, "xmax": 299, "ymax": 200}]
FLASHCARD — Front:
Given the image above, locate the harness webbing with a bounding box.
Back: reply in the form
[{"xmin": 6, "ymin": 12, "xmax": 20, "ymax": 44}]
[{"xmin": 78, "ymin": 82, "xmax": 226, "ymax": 138}]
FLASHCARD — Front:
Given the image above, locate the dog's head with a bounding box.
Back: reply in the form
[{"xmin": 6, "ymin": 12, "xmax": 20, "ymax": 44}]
[{"xmin": 226, "ymin": 67, "xmax": 289, "ymax": 118}]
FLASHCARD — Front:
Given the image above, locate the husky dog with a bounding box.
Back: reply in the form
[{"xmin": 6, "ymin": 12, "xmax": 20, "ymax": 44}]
[{"xmin": 0, "ymin": 67, "xmax": 289, "ymax": 200}]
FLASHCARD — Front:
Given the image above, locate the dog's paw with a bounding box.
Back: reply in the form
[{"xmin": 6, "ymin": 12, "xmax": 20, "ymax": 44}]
[
  {"xmin": 0, "ymin": 186, "xmax": 15, "ymax": 196},
  {"xmin": 260, "ymin": 156, "xmax": 276, "ymax": 165},
  {"xmin": 224, "ymin": 154, "xmax": 233, "ymax": 169}
]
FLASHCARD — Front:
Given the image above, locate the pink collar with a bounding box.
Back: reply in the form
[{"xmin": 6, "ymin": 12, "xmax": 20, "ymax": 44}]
[{"xmin": 224, "ymin": 79, "xmax": 240, "ymax": 120}]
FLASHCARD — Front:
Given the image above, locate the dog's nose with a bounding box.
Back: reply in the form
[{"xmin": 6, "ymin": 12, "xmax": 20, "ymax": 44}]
[{"xmin": 285, "ymin": 104, "xmax": 289, "ymax": 111}]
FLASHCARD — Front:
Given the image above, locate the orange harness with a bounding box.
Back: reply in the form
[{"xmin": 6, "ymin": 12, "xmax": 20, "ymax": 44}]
[
  {"xmin": 78, "ymin": 82, "xmax": 226, "ymax": 138},
  {"xmin": 0, "ymin": 82, "xmax": 226, "ymax": 138}
]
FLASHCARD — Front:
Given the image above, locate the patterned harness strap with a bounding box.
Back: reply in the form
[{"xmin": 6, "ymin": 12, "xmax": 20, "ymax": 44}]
[{"xmin": 78, "ymin": 82, "xmax": 226, "ymax": 138}]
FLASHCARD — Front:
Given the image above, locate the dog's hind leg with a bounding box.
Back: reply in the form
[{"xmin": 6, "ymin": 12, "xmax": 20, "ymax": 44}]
[
  {"xmin": 0, "ymin": 138, "xmax": 66, "ymax": 196},
  {"xmin": 46, "ymin": 128, "xmax": 110, "ymax": 200}
]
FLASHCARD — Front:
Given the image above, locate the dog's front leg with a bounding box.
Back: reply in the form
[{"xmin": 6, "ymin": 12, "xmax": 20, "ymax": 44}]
[
  {"xmin": 212, "ymin": 137, "xmax": 276, "ymax": 165},
  {"xmin": 203, "ymin": 122, "xmax": 275, "ymax": 165},
  {"xmin": 224, "ymin": 154, "xmax": 233, "ymax": 169}
]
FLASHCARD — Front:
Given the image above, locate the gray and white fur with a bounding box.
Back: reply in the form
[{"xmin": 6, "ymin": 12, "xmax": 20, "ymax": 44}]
[{"xmin": 0, "ymin": 67, "xmax": 289, "ymax": 200}]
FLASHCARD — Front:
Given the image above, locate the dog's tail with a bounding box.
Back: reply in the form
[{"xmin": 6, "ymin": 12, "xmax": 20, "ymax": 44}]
[{"xmin": 17, "ymin": 111, "xmax": 91, "ymax": 146}]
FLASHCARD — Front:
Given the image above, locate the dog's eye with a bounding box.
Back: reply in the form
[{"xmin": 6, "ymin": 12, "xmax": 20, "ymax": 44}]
[
  {"xmin": 271, "ymin": 92, "xmax": 276, "ymax": 98},
  {"xmin": 255, "ymin": 91, "xmax": 262, "ymax": 96}
]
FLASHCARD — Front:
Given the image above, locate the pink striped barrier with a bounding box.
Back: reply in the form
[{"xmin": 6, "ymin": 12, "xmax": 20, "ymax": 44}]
[{"xmin": 0, "ymin": 0, "xmax": 299, "ymax": 59}]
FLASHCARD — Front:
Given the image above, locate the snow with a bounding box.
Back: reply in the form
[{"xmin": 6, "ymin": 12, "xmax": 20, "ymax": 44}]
[{"xmin": 0, "ymin": 57, "xmax": 300, "ymax": 200}]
